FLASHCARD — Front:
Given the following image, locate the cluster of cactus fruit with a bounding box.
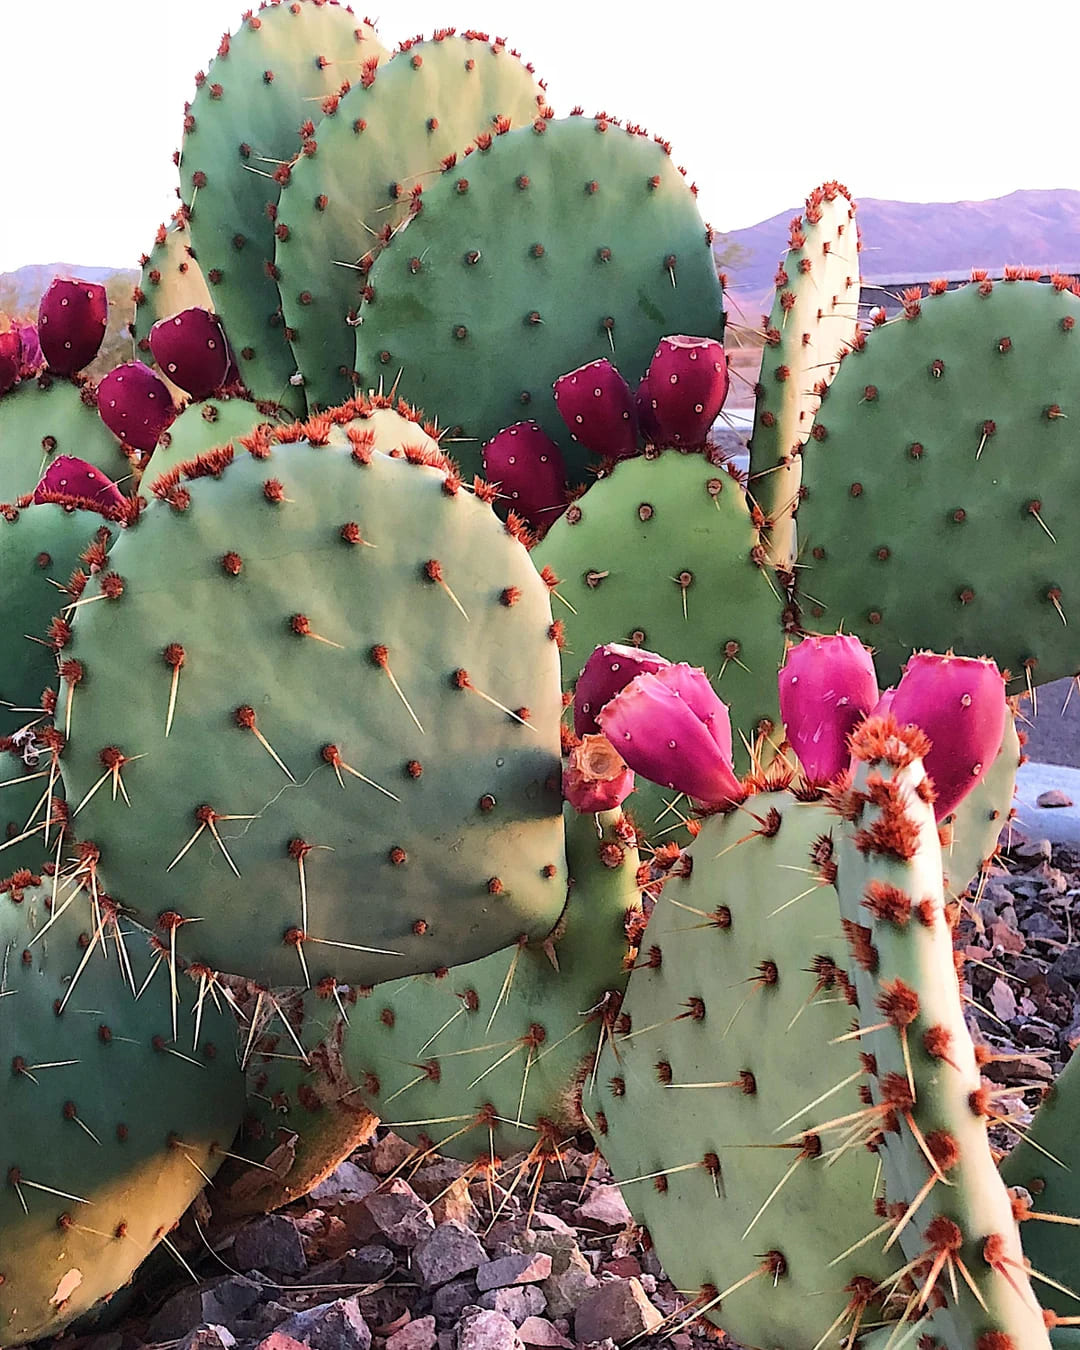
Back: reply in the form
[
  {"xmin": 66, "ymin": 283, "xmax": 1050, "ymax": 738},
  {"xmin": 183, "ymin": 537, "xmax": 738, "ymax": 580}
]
[{"xmin": 8, "ymin": 4, "xmax": 1080, "ymax": 1348}]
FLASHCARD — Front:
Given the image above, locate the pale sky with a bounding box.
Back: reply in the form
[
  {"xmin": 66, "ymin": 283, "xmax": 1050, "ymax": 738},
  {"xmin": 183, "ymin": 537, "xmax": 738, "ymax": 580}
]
[{"xmin": 1, "ymin": 0, "xmax": 1076, "ymax": 272}]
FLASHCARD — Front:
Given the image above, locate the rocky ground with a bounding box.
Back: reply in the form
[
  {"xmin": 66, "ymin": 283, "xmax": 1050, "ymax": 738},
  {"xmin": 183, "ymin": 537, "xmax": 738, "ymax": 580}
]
[{"xmin": 37, "ymin": 823, "xmax": 1080, "ymax": 1350}]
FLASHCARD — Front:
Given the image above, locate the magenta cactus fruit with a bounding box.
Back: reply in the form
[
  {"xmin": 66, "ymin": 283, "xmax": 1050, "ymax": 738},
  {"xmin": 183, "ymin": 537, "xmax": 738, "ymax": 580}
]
[
  {"xmin": 481, "ymin": 420, "xmax": 568, "ymax": 537},
  {"xmin": 32, "ymin": 455, "xmax": 126, "ymax": 511},
  {"xmin": 37, "ymin": 277, "xmax": 108, "ymax": 374},
  {"xmin": 634, "ymin": 377, "xmax": 661, "ymax": 443},
  {"xmin": 574, "ymin": 642, "xmax": 670, "ymax": 736},
  {"xmin": 888, "ymin": 651, "xmax": 1008, "ymax": 820},
  {"xmin": 16, "ymin": 321, "xmax": 42, "ymax": 376},
  {"xmin": 638, "ymin": 334, "xmax": 729, "ymax": 446},
  {"xmin": 597, "ymin": 662, "xmax": 742, "ymax": 808},
  {"xmin": 778, "ymin": 633, "xmax": 879, "ymax": 784},
  {"xmin": 563, "ymin": 734, "xmax": 635, "ymax": 813},
  {"xmin": 0, "ymin": 331, "xmax": 20, "ymax": 395},
  {"xmin": 97, "ymin": 361, "xmax": 175, "ymax": 452},
  {"xmin": 149, "ymin": 307, "xmax": 230, "ymax": 399},
  {"xmin": 553, "ymin": 358, "xmax": 639, "ymax": 460}
]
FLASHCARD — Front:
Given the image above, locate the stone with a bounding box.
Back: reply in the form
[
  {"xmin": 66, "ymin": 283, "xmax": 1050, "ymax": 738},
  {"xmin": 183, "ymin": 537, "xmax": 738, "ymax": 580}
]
[
  {"xmin": 432, "ymin": 1175, "xmax": 479, "ymax": 1227},
  {"xmin": 1054, "ymin": 947, "xmax": 1080, "ymax": 984},
  {"xmin": 234, "ymin": 1215, "xmax": 308, "ymax": 1276},
  {"xmin": 433, "ymin": 1277, "xmax": 480, "ymax": 1325},
  {"xmin": 524, "ymin": 1239, "xmax": 598, "ymax": 1319},
  {"xmin": 147, "ymin": 1276, "xmax": 264, "ymax": 1342},
  {"xmin": 274, "ymin": 1298, "xmax": 372, "ymax": 1350},
  {"xmin": 517, "ymin": 1318, "xmax": 572, "ymax": 1348},
  {"xmin": 477, "ymin": 1287, "xmax": 547, "ymax": 1324},
  {"xmin": 572, "ymin": 1279, "xmax": 663, "ymax": 1344},
  {"xmin": 180, "ymin": 1329, "xmax": 236, "ymax": 1350},
  {"xmin": 1038, "ymin": 789, "xmax": 1074, "ymax": 808},
  {"xmin": 371, "ymin": 1131, "xmax": 417, "ymax": 1176},
  {"xmin": 310, "ymin": 1161, "xmax": 379, "ymax": 1204},
  {"xmin": 1021, "ymin": 912, "xmax": 1067, "ymax": 943},
  {"xmin": 476, "ymin": 1253, "xmax": 553, "ymax": 1292},
  {"xmin": 988, "ymin": 977, "xmax": 1017, "ymax": 1022},
  {"xmin": 254, "ymin": 1336, "xmax": 309, "ymax": 1350},
  {"xmin": 573, "ymin": 1186, "xmax": 632, "ymax": 1231},
  {"xmin": 387, "ymin": 1317, "xmax": 438, "ymax": 1350},
  {"xmin": 530, "ymin": 1212, "xmax": 575, "ymax": 1237},
  {"xmin": 343, "ymin": 1245, "xmax": 397, "ymax": 1284},
  {"xmin": 456, "ymin": 1308, "xmax": 524, "ymax": 1350},
  {"xmin": 415, "ymin": 1221, "xmax": 488, "ymax": 1289},
  {"xmin": 362, "ymin": 1179, "xmax": 436, "ymax": 1248}
]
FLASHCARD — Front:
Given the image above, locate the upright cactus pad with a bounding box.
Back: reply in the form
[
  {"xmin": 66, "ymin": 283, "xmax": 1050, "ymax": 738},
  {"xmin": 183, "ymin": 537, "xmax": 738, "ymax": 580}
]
[
  {"xmin": 593, "ymin": 792, "xmax": 900, "ymax": 1350},
  {"xmin": 796, "ymin": 277, "xmax": 1080, "ymax": 694},
  {"xmin": 535, "ymin": 451, "xmax": 786, "ymax": 827},
  {"xmin": 749, "ymin": 182, "xmax": 859, "ymax": 569},
  {"xmin": 57, "ymin": 422, "xmax": 567, "ymax": 988},
  {"xmin": 132, "ymin": 215, "xmax": 213, "ymax": 394},
  {"xmin": 180, "ymin": 1, "xmax": 389, "ymax": 410},
  {"xmin": 0, "ymin": 872, "xmax": 245, "ymax": 1346},
  {"xmin": 940, "ymin": 706, "xmax": 1021, "ymax": 899},
  {"xmin": 354, "ymin": 115, "xmax": 724, "ymax": 481},
  {"xmin": 276, "ymin": 32, "xmax": 548, "ymax": 411}
]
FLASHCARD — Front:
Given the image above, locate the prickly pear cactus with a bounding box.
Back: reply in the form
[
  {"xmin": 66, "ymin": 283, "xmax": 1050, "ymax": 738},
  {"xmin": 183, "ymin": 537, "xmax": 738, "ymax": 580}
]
[
  {"xmin": 0, "ymin": 378, "xmax": 137, "ymax": 499},
  {"xmin": 57, "ymin": 417, "xmax": 567, "ymax": 988},
  {"xmin": 179, "ymin": 0, "xmax": 390, "ymax": 410},
  {"xmin": 354, "ymin": 115, "xmax": 724, "ymax": 481},
  {"xmin": 535, "ymin": 451, "xmax": 786, "ymax": 825},
  {"xmin": 748, "ymin": 181, "xmax": 860, "ymax": 569},
  {"xmin": 149, "ymin": 392, "xmax": 283, "ymax": 476},
  {"xmin": 276, "ymin": 31, "xmax": 549, "ymax": 411},
  {"xmin": 0, "ymin": 871, "xmax": 245, "ymax": 1346},
  {"xmin": 132, "ymin": 215, "xmax": 213, "ymax": 396},
  {"xmin": 592, "ymin": 789, "xmax": 901, "ymax": 1350},
  {"xmin": 796, "ymin": 276, "xmax": 1080, "ymax": 696}
]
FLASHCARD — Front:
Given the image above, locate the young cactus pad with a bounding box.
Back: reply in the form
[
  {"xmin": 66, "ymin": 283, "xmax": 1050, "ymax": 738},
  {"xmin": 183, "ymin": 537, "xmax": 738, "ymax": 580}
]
[
  {"xmin": 275, "ymin": 32, "xmax": 548, "ymax": 412},
  {"xmin": 353, "ymin": 115, "xmax": 724, "ymax": 482},
  {"xmin": 180, "ymin": 1, "xmax": 389, "ymax": 410},
  {"xmin": 0, "ymin": 871, "xmax": 245, "ymax": 1346},
  {"xmin": 56, "ymin": 423, "xmax": 567, "ymax": 988},
  {"xmin": 592, "ymin": 791, "xmax": 901, "ymax": 1350},
  {"xmin": 795, "ymin": 277, "xmax": 1080, "ymax": 694},
  {"xmin": 132, "ymin": 215, "xmax": 213, "ymax": 399}
]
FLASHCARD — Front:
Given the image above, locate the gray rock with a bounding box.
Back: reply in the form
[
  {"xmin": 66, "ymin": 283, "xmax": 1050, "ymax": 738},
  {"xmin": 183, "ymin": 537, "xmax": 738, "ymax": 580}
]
[
  {"xmin": 387, "ymin": 1316, "xmax": 438, "ymax": 1350},
  {"xmin": 342, "ymin": 1245, "xmax": 397, "ymax": 1284},
  {"xmin": 478, "ymin": 1287, "xmax": 546, "ymax": 1324},
  {"xmin": 573, "ymin": 1186, "xmax": 632, "ymax": 1231},
  {"xmin": 415, "ymin": 1220, "xmax": 488, "ymax": 1289},
  {"xmin": 1054, "ymin": 946, "xmax": 1080, "ymax": 984},
  {"xmin": 573, "ymin": 1279, "xmax": 663, "ymax": 1344},
  {"xmin": 515, "ymin": 1238, "xmax": 598, "ymax": 1320},
  {"xmin": 234, "ymin": 1215, "xmax": 308, "ymax": 1276},
  {"xmin": 147, "ymin": 1275, "xmax": 264, "ymax": 1342},
  {"xmin": 456, "ymin": 1308, "xmax": 524, "ymax": 1350},
  {"xmin": 363, "ymin": 1179, "xmax": 436, "ymax": 1248},
  {"xmin": 310, "ymin": 1161, "xmax": 379, "ymax": 1205},
  {"xmin": 433, "ymin": 1277, "xmax": 479, "ymax": 1326},
  {"xmin": 1021, "ymin": 911, "xmax": 1067, "ymax": 943},
  {"xmin": 274, "ymin": 1297, "xmax": 372, "ymax": 1350},
  {"xmin": 476, "ymin": 1253, "xmax": 552, "ymax": 1292}
]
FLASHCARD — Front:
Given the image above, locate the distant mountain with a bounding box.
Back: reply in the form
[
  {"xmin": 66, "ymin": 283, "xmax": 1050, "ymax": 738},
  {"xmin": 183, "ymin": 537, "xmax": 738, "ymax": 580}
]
[
  {"xmin": 716, "ymin": 188, "xmax": 1080, "ymax": 312},
  {"xmin": 0, "ymin": 263, "xmax": 135, "ymax": 316}
]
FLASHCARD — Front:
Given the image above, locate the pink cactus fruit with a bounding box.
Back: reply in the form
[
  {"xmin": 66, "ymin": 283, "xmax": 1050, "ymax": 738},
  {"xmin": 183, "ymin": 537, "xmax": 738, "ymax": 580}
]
[
  {"xmin": 0, "ymin": 331, "xmax": 20, "ymax": 396},
  {"xmin": 873, "ymin": 687, "xmax": 895, "ymax": 718},
  {"xmin": 17, "ymin": 322, "xmax": 43, "ymax": 377},
  {"xmin": 37, "ymin": 278, "xmax": 108, "ymax": 375},
  {"xmin": 597, "ymin": 662, "xmax": 743, "ymax": 809},
  {"xmin": 888, "ymin": 651, "xmax": 1008, "ymax": 821},
  {"xmin": 552, "ymin": 358, "xmax": 639, "ymax": 459},
  {"xmin": 149, "ymin": 307, "xmax": 230, "ymax": 399},
  {"xmin": 97, "ymin": 361, "xmax": 176, "ymax": 452},
  {"xmin": 639, "ymin": 334, "xmax": 729, "ymax": 447},
  {"xmin": 778, "ymin": 634, "xmax": 880, "ymax": 784},
  {"xmin": 33, "ymin": 456, "xmax": 126, "ymax": 511},
  {"xmin": 634, "ymin": 376, "xmax": 661, "ymax": 443},
  {"xmin": 563, "ymin": 734, "xmax": 635, "ymax": 813},
  {"xmin": 481, "ymin": 421, "xmax": 568, "ymax": 538},
  {"xmin": 574, "ymin": 642, "xmax": 671, "ymax": 736}
]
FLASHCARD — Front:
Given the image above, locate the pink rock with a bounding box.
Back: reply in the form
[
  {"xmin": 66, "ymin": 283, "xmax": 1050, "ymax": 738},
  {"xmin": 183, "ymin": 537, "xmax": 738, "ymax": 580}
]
[
  {"xmin": 97, "ymin": 361, "xmax": 176, "ymax": 452},
  {"xmin": 1037, "ymin": 789, "xmax": 1073, "ymax": 808},
  {"xmin": 0, "ymin": 332, "xmax": 19, "ymax": 395},
  {"xmin": 778, "ymin": 634, "xmax": 879, "ymax": 784},
  {"xmin": 638, "ymin": 335, "xmax": 728, "ymax": 447},
  {"xmin": 575, "ymin": 1185, "xmax": 633, "ymax": 1230},
  {"xmin": 562, "ymin": 735, "xmax": 635, "ymax": 814},
  {"xmin": 150, "ymin": 307, "xmax": 230, "ymax": 399},
  {"xmin": 38, "ymin": 277, "xmax": 108, "ymax": 374},
  {"xmin": 573, "ymin": 643, "xmax": 670, "ymax": 736},
  {"xmin": 482, "ymin": 422, "xmax": 568, "ymax": 538},
  {"xmin": 516, "ymin": 1319, "xmax": 572, "ymax": 1349},
  {"xmin": 16, "ymin": 322, "xmax": 43, "ymax": 376},
  {"xmin": 552, "ymin": 359, "xmax": 638, "ymax": 460},
  {"xmin": 33, "ymin": 456, "xmax": 126, "ymax": 511}
]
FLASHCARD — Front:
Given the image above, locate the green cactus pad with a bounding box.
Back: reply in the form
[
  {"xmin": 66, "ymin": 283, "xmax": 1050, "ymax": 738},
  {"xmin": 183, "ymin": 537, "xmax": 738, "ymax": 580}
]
[
  {"xmin": 592, "ymin": 791, "xmax": 900, "ymax": 1350},
  {"xmin": 0, "ymin": 377, "xmax": 138, "ymax": 500},
  {"xmin": 796, "ymin": 278, "xmax": 1080, "ymax": 694},
  {"xmin": 534, "ymin": 451, "xmax": 786, "ymax": 830},
  {"xmin": 941, "ymin": 707, "xmax": 1021, "ymax": 899},
  {"xmin": 325, "ymin": 804, "xmax": 639, "ymax": 1163},
  {"xmin": 57, "ymin": 427, "xmax": 567, "ymax": 988},
  {"xmin": 149, "ymin": 393, "xmax": 285, "ymax": 477},
  {"xmin": 354, "ymin": 115, "xmax": 724, "ymax": 482},
  {"xmin": 180, "ymin": 1, "xmax": 389, "ymax": 411},
  {"xmin": 748, "ymin": 182, "xmax": 860, "ymax": 570},
  {"xmin": 0, "ymin": 872, "xmax": 245, "ymax": 1346},
  {"xmin": 132, "ymin": 215, "xmax": 213, "ymax": 399},
  {"xmin": 276, "ymin": 32, "xmax": 548, "ymax": 412}
]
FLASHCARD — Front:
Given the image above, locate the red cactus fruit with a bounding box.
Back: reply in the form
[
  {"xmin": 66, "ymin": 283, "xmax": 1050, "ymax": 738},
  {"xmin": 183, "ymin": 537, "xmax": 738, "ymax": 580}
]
[
  {"xmin": 574, "ymin": 642, "xmax": 670, "ymax": 736},
  {"xmin": 887, "ymin": 652, "xmax": 1007, "ymax": 820},
  {"xmin": 598, "ymin": 663, "xmax": 742, "ymax": 808},
  {"xmin": 37, "ymin": 278, "xmax": 108, "ymax": 375},
  {"xmin": 563, "ymin": 733, "xmax": 635, "ymax": 813},
  {"xmin": 553, "ymin": 358, "xmax": 639, "ymax": 459},
  {"xmin": 97, "ymin": 362, "xmax": 176, "ymax": 452},
  {"xmin": 149, "ymin": 307, "xmax": 230, "ymax": 399},
  {"xmin": 0, "ymin": 332, "xmax": 20, "ymax": 396},
  {"xmin": 33, "ymin": 456, "xmax": 126, "ymax": 511},
  {"xmin": 481, "ymin": 421, "xmax": 567, "ymax": 538},
  {"xmin": 779, "ymin": 634, "xmax": 879, "ymax": 784},
  {"xmin": 638, "ymin": 334, "xmax": 729, "ymax": 447}
]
